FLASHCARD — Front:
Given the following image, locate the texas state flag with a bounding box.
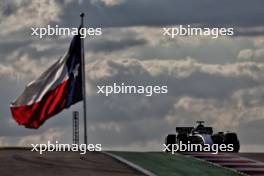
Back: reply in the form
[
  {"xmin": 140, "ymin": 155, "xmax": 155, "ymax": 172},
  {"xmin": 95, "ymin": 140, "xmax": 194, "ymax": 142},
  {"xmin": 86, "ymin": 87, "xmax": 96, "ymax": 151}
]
[{"xmin": 10, "ymin": 33, "xmax": 83, "ymax": 129}]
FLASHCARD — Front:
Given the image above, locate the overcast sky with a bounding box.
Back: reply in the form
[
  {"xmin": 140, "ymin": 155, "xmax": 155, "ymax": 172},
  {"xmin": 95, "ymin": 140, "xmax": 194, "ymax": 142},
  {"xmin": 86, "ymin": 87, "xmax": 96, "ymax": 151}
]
[{"xmin": 1, "ymin": 0, "xmax": 264, "ymax": 152}]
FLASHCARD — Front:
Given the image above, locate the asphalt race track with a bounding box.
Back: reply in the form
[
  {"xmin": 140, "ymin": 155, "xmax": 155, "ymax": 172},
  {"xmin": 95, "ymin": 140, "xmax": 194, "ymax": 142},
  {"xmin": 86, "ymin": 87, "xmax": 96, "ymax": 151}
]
[
  {"xmin": 0, "ymin": 148, "xmax": 145, "ymax": 176},
  {"xmin": 184, "ymin": 152, "xmax": 264, "ymax": 176},
  {"xmin": 235, "ymin": 153, "xmax": 264, "ymax": 163}
]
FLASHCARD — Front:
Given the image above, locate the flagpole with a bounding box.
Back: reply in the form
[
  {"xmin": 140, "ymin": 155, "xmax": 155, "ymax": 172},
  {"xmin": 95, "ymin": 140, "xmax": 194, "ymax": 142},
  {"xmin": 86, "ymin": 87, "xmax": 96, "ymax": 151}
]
[{"xmin": 80, "ymin": 13, "xmax": 88, "ymax": 145}]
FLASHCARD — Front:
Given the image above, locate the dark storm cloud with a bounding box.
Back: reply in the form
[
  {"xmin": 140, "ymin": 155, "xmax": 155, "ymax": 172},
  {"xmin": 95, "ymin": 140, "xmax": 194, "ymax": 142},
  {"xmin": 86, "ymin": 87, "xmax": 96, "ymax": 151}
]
[
  {"xmin": 0, "ymin": 40, "xmax": 26, "ymax": 57},
  {"xmin": 60, "ymin": 0, "xmax": 264, "ymax": 30},
  {"xmin": 89, "ymin": 60, "xmax": 260, "ymax": 103},
  {"xmin": 88, "ymin": 38, "xmax": 147, "ymax": 53},
  {"xmin": 1, "ymin": 0, "xmax": 264, "ymax": 36},
  {"xmin": 234, "ymin": 29, "xmax": 264, "ymax": 37},
  {"xmin": 164, "ymin": 72, "xmax": 259, "ymax": 99},
  {"xmin": 80, "ymin": 59, "xmax": 264, "ymax": 147},
  {"xmin": 1, "ymin": 3, "xmax": 17, "ymax": 16},
  {"xmin": 86, "ymin": 59, "xmax": 257, "ymax": 123}
]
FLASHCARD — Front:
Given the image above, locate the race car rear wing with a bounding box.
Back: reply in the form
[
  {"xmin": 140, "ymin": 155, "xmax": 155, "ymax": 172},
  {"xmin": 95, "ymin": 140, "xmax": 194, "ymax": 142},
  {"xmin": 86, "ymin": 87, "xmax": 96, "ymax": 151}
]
[{"xmin": 176, "ymin": 127, "xmax": 194, "ymax": 134}]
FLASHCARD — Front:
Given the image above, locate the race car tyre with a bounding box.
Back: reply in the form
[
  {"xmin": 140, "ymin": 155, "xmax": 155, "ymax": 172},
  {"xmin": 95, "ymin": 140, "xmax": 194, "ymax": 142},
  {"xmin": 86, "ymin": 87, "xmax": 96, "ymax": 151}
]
[{"xmin": 225, "ymin": 133, "xmax": 240, "ymax": 152}]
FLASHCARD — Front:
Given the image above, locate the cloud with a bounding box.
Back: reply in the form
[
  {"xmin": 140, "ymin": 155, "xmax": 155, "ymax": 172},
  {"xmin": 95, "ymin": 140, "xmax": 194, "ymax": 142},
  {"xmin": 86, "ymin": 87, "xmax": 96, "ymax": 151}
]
[
  {"xmin": 1, "ymin": 0, "xmax": 264, "ymax": 38},
  {"xmin": 238, "ymin": 48, "xmax": 264, "ymax": 61},
  {"xmin": 88, "ymin": 58, "xmax": 264, "ymax": 87},
  {"xmin": 235, "ymin": 26, "xmax": 264, "ymax": 37},
  {"xmin": 91, "ymin": 0, "xmax": 126, "ymax": 6},
  {"xmin": 0, "ymin": 137, "xmax": 9, "ymax": 146},
  {"xmin": 166, "ymin": 97, "xmax": 238, "ymax": 129},
  {"xmin": 0, "ymin": 0, "xmax": 66, "ymax": 36},
  {"xmin": 0, "ymin": 50, "xmax": 56, "ymax": 80},
  {"xmin": 166, "ymin": 91, "xmax": 264, "ymax": 130},
  {"xmin": 238, "ymin": 49, "xmax": 254, "ymax": 60},
  {"xmin": 83, "ymin": 27, "xmax": 249, "ymax": 65},
  {"xmin": 17, "ymin": 128, "xmax": 65, "ymax": 146},
  {"xmin": 238, "ymin": 37, "xmax": 264, "ymax": 61},
  {"xmin": 59, "ymin": 0, "xmax": 264, "ymax": 37}
]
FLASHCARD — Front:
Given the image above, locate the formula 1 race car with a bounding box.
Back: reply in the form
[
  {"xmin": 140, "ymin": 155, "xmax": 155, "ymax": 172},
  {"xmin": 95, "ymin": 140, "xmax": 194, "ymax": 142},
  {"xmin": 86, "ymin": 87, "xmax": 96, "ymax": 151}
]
[{"xmin": 165, "ymin": 121, "xmax": 240, "ymax": 152}]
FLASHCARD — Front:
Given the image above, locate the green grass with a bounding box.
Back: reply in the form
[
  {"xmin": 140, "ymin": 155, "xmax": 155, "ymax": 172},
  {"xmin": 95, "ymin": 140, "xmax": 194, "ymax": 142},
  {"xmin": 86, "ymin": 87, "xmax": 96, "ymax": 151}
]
[{"xmin": 110, "ymin": 152, "xmax": 243, "ymax": 176}]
